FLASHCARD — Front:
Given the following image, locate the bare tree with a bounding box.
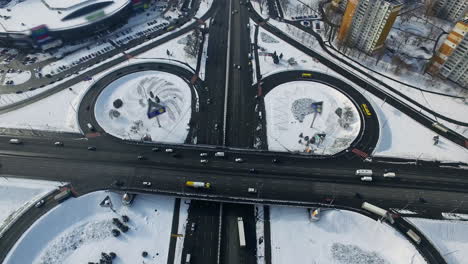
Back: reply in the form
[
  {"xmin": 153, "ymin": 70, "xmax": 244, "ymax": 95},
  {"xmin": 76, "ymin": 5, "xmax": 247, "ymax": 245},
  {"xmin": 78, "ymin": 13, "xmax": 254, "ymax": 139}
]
[
  {"xmin": 423, "ymin": 0, "xmax": 437, "ymax": 17},
  {"xmin": 184, "ymin": 29, "xmax": 202, "ymax": 58}
]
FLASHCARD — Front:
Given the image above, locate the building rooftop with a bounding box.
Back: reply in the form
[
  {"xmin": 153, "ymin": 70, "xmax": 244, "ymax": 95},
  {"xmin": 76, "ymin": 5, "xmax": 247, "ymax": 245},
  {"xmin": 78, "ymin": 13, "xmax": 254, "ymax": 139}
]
[{"xmin": 0, "ymin": 0, "xmax": 130, "ymax": 34}]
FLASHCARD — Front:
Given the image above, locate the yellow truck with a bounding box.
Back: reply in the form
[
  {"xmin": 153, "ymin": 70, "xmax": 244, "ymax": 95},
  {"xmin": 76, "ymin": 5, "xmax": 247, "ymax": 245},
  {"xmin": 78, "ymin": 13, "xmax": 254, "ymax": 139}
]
[{"xmin": 185, "ymin": 181, "xmax": 211, "ymax": 189}]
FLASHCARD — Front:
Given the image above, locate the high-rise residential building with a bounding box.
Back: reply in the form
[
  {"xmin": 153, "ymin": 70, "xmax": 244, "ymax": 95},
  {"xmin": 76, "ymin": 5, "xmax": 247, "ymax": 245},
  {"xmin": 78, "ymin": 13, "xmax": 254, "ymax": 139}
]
[
  {"xmin": 331, "ymin": 0, "xmax": 349, "ymax": 12},
  {"xmin": 427, "ymin": 19, "xmax": 468, "ymax": 88},
  {"xmin": 433, "ymin": 0, "xmax": 468, "ymax": 22},
  {"xmin": 337, "ymin": 0, "xmax": 402, "ymax": 54}
]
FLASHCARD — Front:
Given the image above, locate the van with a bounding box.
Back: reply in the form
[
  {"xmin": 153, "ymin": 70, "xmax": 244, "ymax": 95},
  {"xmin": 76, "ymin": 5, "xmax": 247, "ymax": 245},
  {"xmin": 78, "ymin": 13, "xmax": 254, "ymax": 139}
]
[
  {"xmin": 87, "ymin": 123, "xmax": 95, "ymax": 131},
  {"xmin": 185, "ymin": 253, "xmax": 191, "ymax": 264},
  {"xmin": 355, "ymin": 169, "xmax": 373, "ymax": 176},
  {"xmin": 9, "ymin": 138, "xmax": 22, "ymax": 144},
  {"xmin": 214, "ymin": 152, "xmax": 225, "ymax": 157},
  {"xmin": 360, "ymin": 176, "xmax": 373, "ymax": 182},
  {"xmin": 383, "ymin": 172, "xmax": 396, "ymax": 178}
]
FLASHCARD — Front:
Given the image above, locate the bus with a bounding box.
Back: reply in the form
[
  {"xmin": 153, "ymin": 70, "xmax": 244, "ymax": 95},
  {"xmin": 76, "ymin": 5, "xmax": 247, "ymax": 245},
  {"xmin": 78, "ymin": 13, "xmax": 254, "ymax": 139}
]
[
  {"xmin": 301, "ymin": 73, "xmax": 312, "ymax": 78},
  {"xmin": 406, "ymin": 229, "xmax": 421, "ymax": 244},
  {"xmin": 237, "ymin": 217, "xmax": 246, "ymax": 247},
  {"xmin": 54, "ymin": 188, "xmax": 72, "ymax": 203},
  {"xmin": 361, "ymin": 103, "xmax": 372, "ymax": 117}
]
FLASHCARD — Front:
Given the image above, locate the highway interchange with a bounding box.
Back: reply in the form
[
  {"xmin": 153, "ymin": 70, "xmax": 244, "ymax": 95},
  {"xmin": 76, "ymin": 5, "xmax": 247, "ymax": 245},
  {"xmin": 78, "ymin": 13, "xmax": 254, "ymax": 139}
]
[{"xmin": 0, "ymin": 0, "xmax": 467, "ymax": 263}]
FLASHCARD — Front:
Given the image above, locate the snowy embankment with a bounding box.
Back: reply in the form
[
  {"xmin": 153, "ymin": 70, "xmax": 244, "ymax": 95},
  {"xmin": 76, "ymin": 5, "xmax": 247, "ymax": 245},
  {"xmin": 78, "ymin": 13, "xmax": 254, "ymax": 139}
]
[
  {"xmin": 4, "ymin": 191, "xmax": 188, "ymax": 264},
  {"xmin": 269, "ymin": 206, "xmax": 426, "ymax": 264},
  {"xmin": 407, "ymin": 218, "xmax": 468, "ymax": 264},
  {"xmin": 264, "ymin": 81, "xmax": 360, "ymax": 155},
  {"xmin": 94, "ymin": 70, "xmax": 192, "ymax": 143},
  {"xmin": 255, "ymin": 26, "xmax": 468, "ymax": 163},
  {"xmin": 0, "ymin": 178, "xmax": 62, "ymax": 237}
]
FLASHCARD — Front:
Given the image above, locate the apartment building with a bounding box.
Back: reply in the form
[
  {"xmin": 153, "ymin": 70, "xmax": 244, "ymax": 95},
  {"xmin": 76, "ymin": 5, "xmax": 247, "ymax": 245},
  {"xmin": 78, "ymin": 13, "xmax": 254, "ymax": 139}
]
[
  {"xmin": 427, "ymin": 19, "xmax": 468, "ymax": 88},
  {"xmin": 331, "ymin": 0, "xmax": 349, "ymax": 12},
  {"xmin": 433, "ymin": 0, "xmax": 468, "ymax": 22},
  {"xmin": 337, "ymin": 0, "xmax": 402, "ymax": 54}
]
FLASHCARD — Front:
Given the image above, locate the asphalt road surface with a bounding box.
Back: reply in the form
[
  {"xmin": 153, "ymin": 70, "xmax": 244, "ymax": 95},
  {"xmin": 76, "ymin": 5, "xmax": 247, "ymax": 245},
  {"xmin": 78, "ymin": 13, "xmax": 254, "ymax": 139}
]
[
  {"xmin": 220, "ymin": 203, "xmax": 257, "ymax": 264},
  {"xmin": 182, "ymin": 200, "xmax": 220, "ymax": 264}
]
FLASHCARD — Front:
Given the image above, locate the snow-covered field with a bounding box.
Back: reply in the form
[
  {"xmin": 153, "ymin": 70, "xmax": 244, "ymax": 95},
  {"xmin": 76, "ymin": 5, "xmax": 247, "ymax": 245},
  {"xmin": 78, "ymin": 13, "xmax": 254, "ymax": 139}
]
[
  {"xmin": 0, "ymin": 81, "xmax": 88, "ymax": 133},
  {"xmin": 3, "ymin": 71, "xmax": 31, "ymax": 85},
  {"xmin": 265, "ymin": 81, "xmax": 360, "ymax": 154},
  {"xmin": 95, "ymin": 70, "xmax": 192, "ymax": 143},
  {"xmin": 0, "ymin": 178, "xmax": 62, "ymax": 237},
  {"xmin": 407, "ymin": 218, "xmax": 468, "ymax": 264},
  {"xmin": 269, "ymin": 206, "xmax": 426, "ymax": 264},
  {"xmin": 4, "ymin": 191, "xmax": 187, "ymax": 264}
]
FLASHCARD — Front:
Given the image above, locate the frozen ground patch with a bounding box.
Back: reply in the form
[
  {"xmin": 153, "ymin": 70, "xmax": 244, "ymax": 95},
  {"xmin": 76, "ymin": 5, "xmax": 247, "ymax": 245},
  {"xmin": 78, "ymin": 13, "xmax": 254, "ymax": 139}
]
[
  {"xmin": 407, "ymin": 218, "xmax": 468, "ymax": 264},
  {"xmin": 269, "ymin": 206, "xmax": 426, "ymax": 264},
  {"xmin": 4, "ymin": 191, "xmax": 183, "ymax": 264},
  {"xmin": 0, "ymin": 178, "xmax": 61, "ymax": 236},
  {"xmin": 95, "ymin": 70, "xmax": 192, "ymax": 143},
  {"xmin": 264, "ymin": 81, "xmax": 360, "ymax": 155}
]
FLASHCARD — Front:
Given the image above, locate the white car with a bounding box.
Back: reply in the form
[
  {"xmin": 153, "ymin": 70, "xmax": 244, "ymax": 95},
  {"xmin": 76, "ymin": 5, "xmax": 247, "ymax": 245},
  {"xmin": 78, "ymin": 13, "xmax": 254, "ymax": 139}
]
[
  {"xmin": 248, "ymin": 187, "xmax": 257, "ymax": 193},
  {"xmin": 200, "ymin": 153, "xmax": 208, "ymax": 157},
  {"xmin": 165, "ymin": 148, "xmax": 174, "ymax": 153},
  {"xmin": 200, "ymin": 159, "xmax": 208, "ymax": 164},
  {"xmin": 35, "ymin": 199, "xmax": 45, "ymax": 208},
  {"xmin": 9, "ymin": 138, "xmax": 22, "ymax": 144},
  {"xmin": 383, "ymin": 172, "xmax": 396, "ymax": 178},
  {"xmin": 235, "ymin": 158, "xmax": 244, "ymax": 163},
  {"xmin": 360, "ymin": 176, "xmax": 373, "ymax": 182},
  {"xmin": 142, "ymin": 181, "xmax": 152, "ymax": 186}
]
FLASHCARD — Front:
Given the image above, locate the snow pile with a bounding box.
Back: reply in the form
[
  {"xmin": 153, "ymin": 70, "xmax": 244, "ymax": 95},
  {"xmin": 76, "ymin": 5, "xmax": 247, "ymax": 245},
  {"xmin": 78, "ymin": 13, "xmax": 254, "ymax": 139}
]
[
  {"xmin": 3, "ymin": 70, "xmax": 31, "ymax": 85},
  {"xmin": 0, "ymin": 178, "xmax": 62, "ymax": 236},
  {"xmin": 4, "ymin": 191, "xmax": 184, "ymax": 264},
  {"xmin": 95, "ymin": 70, "xmax": 192, "ymax": 143},
  {"xmin": 407, "ymin": 218, "xmax": 468, "ymax": 264},
  {"xmin": 264, "ymin": 81, "xmax": 360, "ymax": 155},
  {"xmin": 269, "ymin": 206, "xmax": 426, "ymax": 264}
]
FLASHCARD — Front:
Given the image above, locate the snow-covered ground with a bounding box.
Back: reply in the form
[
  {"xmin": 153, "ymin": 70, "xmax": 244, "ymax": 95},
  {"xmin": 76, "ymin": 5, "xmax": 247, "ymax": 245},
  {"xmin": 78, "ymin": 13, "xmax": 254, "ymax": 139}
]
[
  {"xmin": 0, "ymin": 178, "xmax": 62, "ymax": 237},
  {"xmin": 265, "ymin": 81, "xmax": 360, "ymax": 155},
  {"xmin": 269, "ymin": 206, "xmax": 426, "ymax": 264},
  {"xmin": 0, "ymin": 34, "xmax": 198, "ymax": 134},
  {"xmin": 0, "ymin": 81, "xmax": 88, "ymax": 133},
  {"xmin": 174, "ymin": 199, "xmax": 190, "ymax": 264},
  {"xmin": 265, "ymin": 19, "xmax": 468, "ymax": 138},
  {"xmin": 255, "ymin": 205, "xmax": 266, "ymax": 264},
  {"xmin": 258, "ymin": 20, "xmax": 468, "ymax": 162},
  {"xmin": 407, "ymin": 218, "xmax": 468, "ymax": 264},
  {"xmin": 94, "ymin": 70, "xmax": 192, "ymax": 143},
  {"xmin": 280, "ymin": 0, "xmax": 320, "ymax": 20},
  {"xmin": 3, "ymin": 71, "xmax": 32, "ymax": 85},
  {"xmin": 4, "ymin": 191, "xmax": 187, "ymax": 264},
  {"xmin": 369, "ymin": 89, "xmax": 468, "ymax": 163}
]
